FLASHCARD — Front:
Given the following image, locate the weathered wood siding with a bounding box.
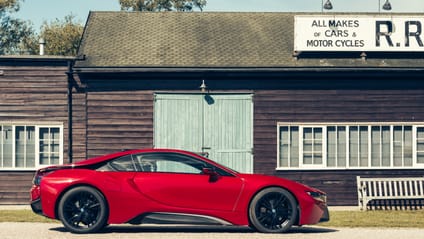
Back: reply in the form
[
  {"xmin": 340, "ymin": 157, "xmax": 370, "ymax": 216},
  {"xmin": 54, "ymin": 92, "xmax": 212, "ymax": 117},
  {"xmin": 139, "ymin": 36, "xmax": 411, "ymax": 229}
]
[
  {"xmin": 0, "ymin": 63, "xmax": 70, "ymax": 204},
  {"xmin": 0, "ymin": 172, "xmax": 33, "ymax": 204},
  {"xmin": 71, "ymin": 76, "xmax": 88, "ymax": 162},
  {"xmin": 253, "ymin": 80, "xmax": 424, "ymax": 205},
  {"xmin": 86, "ymin": 91, "xmax": 154, "ymax": 157}
]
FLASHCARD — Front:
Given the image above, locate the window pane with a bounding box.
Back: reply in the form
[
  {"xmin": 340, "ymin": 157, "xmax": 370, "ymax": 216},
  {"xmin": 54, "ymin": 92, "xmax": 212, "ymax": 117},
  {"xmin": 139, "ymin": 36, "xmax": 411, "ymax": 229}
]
[
  {"xmin": 327, "ymin": 126, "xmax": 336, "ymax": 167},
  {"xmin": 349, "ymin": 126, "xmax": 359, "ymax": 167},
  {"xmin": 304, "ymin": 128, "xmax": 312, "ymax": 140},
  {"xmin": 26, "ymin": 126, "xmax": 35, "ymax": 167},
  {"xmin": 371, "ymin": 126, "xmax": 381, "ymax": 166},
  {"xmin": 382, "ymin": 126, "xmax": 390, "ymax": 166},
  {"xmin": 314, "ymin": 128, "xmax": 322, "ymax": 140},
  {"xmin": 51, "ymin": 128, "xmax": 60, "ymax": 140},
  {"xmin": 417, "ymin": 127, "xmax": 424, "ymax": 164},
  {"xmin": 404, "ymin": 126, "xmax": 413, "ymax": 166},
  {"xmin": 338, "ymin": 126, "xmax": 347, "ymax": 167},
  {"xmin": 279, "ymin": 126, "xmax": 300, "ymax": 168},
  {"xmin": 3, "ymin": 126, "xmax": 13, "ymax": 167},
  {"xmin": 303, "ymin": 127, "xmax": 313, "ymax": 162},
  {"xmin": 51, "ymin": 156, "xmax": 59, "ymax": 165},
  {"xmin": 51, "ymin": 144, "xmax": 60, "ymax": 153},
  {"xmin": 39, "ymin": 128, "xmax": 49, "ymax": 141},
  {"xmin": 135, "ymin": 153, "xmax": 204, "ymax": 174},
  {"xmin": 39, "ymin": 127, "xmax": 61, "ymax": 166},
  {"xmin": 314, "ymin": 154, "xmax": 322, "ymax": 164},
  {"xmin": 393, "ymin": 126, "xmax": 403, "ymax": 166},
  {"xmin": 290, "ymin": 127, "xmax": 299, "ymax": 167},
  {"xmin": 303, "ymin": 154, "xmax": 313, "ymax": 165},
  {"xmin": 303, "ymin": 127, "xmax": 323, "ymax": 166},
  {"xmin": 359, "ymin": 126, "xmax": 369, "ymax": 167},
  {"xmin": 109, "ymin": 155, "xmax": 136, "ymax": 171},
  {"xmin": 15, "ymin": 126, "xmax": 25, "ymax": 167},
  {"xmin": 279, "ymin": 127, "xmax": 289, "ymax": 167},
  {"xmin": 39, "ymin": 153, "xmax": 49, "ymax": 165},
  {"xmin": 303, "ymin": 142, "xmax": 313, "ymax": 152}
]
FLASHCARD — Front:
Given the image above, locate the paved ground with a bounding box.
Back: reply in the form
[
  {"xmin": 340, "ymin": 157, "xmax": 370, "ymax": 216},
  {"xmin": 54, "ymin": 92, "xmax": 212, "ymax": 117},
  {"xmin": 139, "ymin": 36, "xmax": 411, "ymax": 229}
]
[{"xmin": 1, "ymin": 223, "xmax": 423, "ymax": 239}]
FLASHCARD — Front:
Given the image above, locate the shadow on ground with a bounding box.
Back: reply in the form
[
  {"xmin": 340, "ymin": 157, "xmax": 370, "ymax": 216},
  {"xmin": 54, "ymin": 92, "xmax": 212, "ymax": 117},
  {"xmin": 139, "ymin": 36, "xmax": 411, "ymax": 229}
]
[{"xmin": 50, "ymin": 225, "xmax": 337, "ymax": 234}]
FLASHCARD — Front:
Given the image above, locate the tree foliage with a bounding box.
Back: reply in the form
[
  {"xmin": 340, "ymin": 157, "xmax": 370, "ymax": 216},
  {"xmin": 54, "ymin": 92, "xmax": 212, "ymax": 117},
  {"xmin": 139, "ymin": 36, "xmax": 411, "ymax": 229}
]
[
  {"xmin": 37, "ymin": 15, "xmax": 84, "ymax": 56},
  {"xmin": 0, "ymin": 0, "xmax": 19, "ymax": 12},
  {"xmin": 0, "ymin": 1, "xmax": 83, "ymax": 56},
  {"xmin": 0, "ymin": 0, "xmax": 36, "ymax": 54},
  {"xmin": 119, "ymin": 0, "xmax": 206, "ymax": 11}
]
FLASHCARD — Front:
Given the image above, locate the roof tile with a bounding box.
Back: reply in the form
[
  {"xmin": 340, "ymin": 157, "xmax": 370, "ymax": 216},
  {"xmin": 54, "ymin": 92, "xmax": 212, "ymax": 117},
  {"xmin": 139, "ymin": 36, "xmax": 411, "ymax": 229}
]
[{"xmin": 75, "ymin": 12, "xmax": 424, "ymax": 69}]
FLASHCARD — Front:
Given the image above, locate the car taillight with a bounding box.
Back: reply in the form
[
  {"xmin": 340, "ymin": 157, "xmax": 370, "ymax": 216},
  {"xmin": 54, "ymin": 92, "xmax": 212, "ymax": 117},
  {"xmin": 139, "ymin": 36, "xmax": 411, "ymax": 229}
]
[
  {"xmin": 33, "ymin": 174, "xmax": 43, "ymax": 186},
  {"xmin": 32, "ymin": 170, "xmax": 54, "ymax": 186}
]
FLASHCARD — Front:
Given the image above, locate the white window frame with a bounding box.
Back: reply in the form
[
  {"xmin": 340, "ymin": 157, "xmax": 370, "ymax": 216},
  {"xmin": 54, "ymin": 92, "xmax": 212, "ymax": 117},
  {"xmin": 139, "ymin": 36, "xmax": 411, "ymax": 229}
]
[
  {"xmin": 414, "ymin": 125, "xmax": 424, "ymax": 167},
  {"xmin": 277, "ymin": 122, "xmax": 424, "ymax": 170},
  {"xmin": 0, "ymin": 123, "xmax": 63, "ymax": 171},
  {"xmin": 299, "ymin": 126, "xmax": 326, "ymax": 168}
]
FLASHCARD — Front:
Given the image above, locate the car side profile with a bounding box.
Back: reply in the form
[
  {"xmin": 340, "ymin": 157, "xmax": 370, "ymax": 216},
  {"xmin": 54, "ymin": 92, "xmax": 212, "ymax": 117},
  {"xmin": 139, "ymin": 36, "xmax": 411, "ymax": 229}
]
[{"xmin": 30, "ymin": 149, "xmax": 329, "ymax": 234}]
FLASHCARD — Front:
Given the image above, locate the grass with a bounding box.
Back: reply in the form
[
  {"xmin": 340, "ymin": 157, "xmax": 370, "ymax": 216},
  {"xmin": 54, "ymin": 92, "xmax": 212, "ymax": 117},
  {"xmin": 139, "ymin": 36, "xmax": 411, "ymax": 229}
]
[
  {"xmin": 320, "ymin": 210, "xmax": 424, "ymax": 228},
  {"xmin": 1, "ymin": 210, "xmax": 424, "ymax": 228},
  {"xmin": 0, "ymin": 210, "xmax": 56, "ymax": 223}
]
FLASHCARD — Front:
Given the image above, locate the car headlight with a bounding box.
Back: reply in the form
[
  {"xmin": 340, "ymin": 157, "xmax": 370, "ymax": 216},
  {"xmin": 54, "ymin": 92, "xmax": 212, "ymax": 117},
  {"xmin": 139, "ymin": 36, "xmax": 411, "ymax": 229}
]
[{"xmin": 307, "ymin": 191, "xmax": 327, "ymax": 203}]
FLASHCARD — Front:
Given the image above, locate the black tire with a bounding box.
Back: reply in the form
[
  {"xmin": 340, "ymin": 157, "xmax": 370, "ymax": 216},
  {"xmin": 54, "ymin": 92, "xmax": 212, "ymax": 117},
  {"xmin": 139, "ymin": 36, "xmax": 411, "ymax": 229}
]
[
  {"xmin": 57, "ymin": 186, "xmax": 108, "ymax": 234},
  {"xmin": 249, "ymin": 187, "xmax": 297, "ymax": 233}
]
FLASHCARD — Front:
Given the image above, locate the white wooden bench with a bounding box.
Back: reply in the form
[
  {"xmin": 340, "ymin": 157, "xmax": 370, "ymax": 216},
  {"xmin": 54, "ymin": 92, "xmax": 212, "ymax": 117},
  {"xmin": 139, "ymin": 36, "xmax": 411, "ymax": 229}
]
[{"xmin": 357, "ymin": 176, "xmax": 424, "ymax": 210}]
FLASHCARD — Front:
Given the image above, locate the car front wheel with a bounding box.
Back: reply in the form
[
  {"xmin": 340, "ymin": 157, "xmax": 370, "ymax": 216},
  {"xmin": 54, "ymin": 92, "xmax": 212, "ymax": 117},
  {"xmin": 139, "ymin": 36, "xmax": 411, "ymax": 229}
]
[
  {"xmin": 57, "ymin": 186, "xmax": 108, "ymax": 233},
  {"xmin": 249, "ymin": 187, "xmax": 297, "ymax": 233}
]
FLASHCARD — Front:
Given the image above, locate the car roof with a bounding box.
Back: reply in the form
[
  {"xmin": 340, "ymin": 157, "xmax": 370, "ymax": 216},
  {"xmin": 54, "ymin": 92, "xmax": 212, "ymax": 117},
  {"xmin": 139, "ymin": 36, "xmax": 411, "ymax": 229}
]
[{"xmin": 71, "ymin": 148, "xmax": 238, "ymax": 174}]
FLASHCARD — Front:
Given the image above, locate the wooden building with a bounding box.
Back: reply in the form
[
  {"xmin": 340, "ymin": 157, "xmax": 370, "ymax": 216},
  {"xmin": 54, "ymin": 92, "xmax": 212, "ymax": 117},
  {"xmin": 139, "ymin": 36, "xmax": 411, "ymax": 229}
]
[
  {"xmin": 0, "ymin": 56, "xmax": 73, "ymax": 204},
  {"xmin": 1, "ymin": 12, "xmax": 424, "ymax": 205}
]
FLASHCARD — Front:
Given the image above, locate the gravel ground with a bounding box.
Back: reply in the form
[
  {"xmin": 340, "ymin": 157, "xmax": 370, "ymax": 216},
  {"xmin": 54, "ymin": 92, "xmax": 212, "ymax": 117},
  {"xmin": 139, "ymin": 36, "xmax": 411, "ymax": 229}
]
[{"xmin": 1, "ymin": 223, "xmax": 423, "ymax": 239}]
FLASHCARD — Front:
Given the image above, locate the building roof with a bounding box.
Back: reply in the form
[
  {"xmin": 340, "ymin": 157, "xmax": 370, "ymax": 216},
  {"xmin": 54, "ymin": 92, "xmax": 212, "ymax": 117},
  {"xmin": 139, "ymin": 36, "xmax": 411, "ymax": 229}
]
[{"xmin": 75, "ymin": 11, "xmax": 424, "ymax": 71}]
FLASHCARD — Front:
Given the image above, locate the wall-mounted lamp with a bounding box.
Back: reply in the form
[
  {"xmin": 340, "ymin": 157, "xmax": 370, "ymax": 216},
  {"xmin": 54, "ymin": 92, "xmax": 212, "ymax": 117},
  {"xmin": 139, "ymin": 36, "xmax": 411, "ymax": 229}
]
[
  {"xmin": 322, "ymin": 0, "xmax": 333, "ymax": 11},
  {"xmin": 382, "ymin": 0, "xmax": 392, "ymax": 11},
  {"xmin": 199, "ymin": 79, "xmax": 207, "ymax": 92},
  {"xmin": 379, "ymin": 0, "xmax": 392, "ymax": 12}
]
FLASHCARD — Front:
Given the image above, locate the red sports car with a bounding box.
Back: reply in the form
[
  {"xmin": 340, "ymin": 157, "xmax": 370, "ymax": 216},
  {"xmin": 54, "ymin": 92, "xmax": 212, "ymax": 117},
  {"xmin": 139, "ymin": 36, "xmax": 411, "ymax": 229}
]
[{"xmin": 30, "ymin": 149, "xmax": 329, "ymax": 234}]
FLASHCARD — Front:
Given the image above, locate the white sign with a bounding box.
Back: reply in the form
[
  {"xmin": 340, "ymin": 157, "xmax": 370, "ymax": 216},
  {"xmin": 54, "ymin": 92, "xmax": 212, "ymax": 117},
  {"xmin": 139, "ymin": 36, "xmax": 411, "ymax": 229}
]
[{"xmin": 294, "ymin": 15, "xmax": 424, "ymax": 52}]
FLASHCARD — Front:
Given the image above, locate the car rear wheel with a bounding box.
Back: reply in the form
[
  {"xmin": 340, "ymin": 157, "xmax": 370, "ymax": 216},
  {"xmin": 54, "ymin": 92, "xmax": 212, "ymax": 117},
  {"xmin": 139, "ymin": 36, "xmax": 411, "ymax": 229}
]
[
  {"xmin": 58, "ymin": 186, "xmax": 108, "ymax": 233},
  {"xmin": 249, "ymin": 187, "xmax": 297, "ymax": 233}
]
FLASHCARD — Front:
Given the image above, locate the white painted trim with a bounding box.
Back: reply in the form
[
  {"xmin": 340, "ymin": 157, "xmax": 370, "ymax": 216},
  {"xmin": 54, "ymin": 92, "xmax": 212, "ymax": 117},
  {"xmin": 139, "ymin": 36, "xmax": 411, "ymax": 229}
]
[
  {"xmin": 0, "ymin": 123, "xmax": 64, "ymax": 171},
  {"xmin": 277, "ymin": 122, "xmax": 424, "ymax": 170}
]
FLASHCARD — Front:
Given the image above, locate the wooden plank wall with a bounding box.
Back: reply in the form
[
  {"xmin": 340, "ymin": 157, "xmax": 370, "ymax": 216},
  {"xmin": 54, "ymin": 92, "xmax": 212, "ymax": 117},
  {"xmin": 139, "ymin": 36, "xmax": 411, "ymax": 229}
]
[
  {"xmin": 0, "ymin": 64, "xmax": 69, "ymax": 204},
  {"xmin": 71, "ymin": 76, "xmax": 87, "ymax": 162},
  {"xmin": 86, "ymin": 91, "xmax": 154, "ymax": 158},
  {"xmin": 0, "ymin": 172, "xmax": 34, "ymax": 205},
  {"xmin": 253, "ymin": 87, "xmax": 424, "ymax": 205}
]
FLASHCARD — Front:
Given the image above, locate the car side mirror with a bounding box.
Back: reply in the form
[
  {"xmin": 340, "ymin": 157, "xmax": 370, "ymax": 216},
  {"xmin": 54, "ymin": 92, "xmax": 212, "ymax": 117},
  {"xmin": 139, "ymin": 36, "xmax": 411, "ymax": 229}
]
[{"xmin": 202, "ymin": 167, "xmax": 220, "ymax": 182}]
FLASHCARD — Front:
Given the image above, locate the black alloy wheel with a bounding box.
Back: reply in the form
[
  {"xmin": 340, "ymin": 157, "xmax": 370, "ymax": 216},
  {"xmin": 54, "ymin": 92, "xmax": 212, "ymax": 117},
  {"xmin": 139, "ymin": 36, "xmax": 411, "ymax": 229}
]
[
  {"xmin": 58, "ymin": 186, "xmax": 108, "ymax": 233},
  {"xmin": 249, "ymin": 187, "xmax": 297, "ymax": 233}
]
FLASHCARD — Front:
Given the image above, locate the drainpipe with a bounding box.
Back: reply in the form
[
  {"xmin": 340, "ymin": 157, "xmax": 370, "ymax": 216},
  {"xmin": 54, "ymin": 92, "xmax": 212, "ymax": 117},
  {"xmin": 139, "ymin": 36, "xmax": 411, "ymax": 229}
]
[{"xmin": 66, "ymin": 61, "xmax": 74, "ymax": 163}]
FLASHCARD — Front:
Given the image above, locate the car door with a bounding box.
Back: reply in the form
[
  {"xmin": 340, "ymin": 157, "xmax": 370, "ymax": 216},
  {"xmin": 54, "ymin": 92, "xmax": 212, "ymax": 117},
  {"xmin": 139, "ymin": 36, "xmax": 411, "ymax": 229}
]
[{"xmin": 131, "ymin": 152, "xmax": 244, "ymax": 211}]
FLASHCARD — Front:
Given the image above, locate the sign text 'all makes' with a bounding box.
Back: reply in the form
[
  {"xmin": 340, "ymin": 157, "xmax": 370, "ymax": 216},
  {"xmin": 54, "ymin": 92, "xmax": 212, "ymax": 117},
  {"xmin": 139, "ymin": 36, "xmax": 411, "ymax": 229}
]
[{"xmin": 294, "ymin": 15, "xmax": 424, "ymax": 52}]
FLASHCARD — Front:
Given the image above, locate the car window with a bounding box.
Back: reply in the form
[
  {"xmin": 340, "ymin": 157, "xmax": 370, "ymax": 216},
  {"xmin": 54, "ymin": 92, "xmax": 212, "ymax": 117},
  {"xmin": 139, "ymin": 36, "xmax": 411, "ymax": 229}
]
[
  {"xmin": 133, "ymin": 153, "xmax": 207, "ymax": 174},
  {"xmin": 97, "ymin": 155, "xmax": 136, "ymax": 172}
]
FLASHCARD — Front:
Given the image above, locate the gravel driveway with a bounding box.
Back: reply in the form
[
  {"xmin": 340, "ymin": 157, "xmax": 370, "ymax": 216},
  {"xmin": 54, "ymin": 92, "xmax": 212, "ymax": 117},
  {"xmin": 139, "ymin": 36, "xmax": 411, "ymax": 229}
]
[{"xmin": 1, "ymin": 223, "xmax": 423, "ymax": 239}]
